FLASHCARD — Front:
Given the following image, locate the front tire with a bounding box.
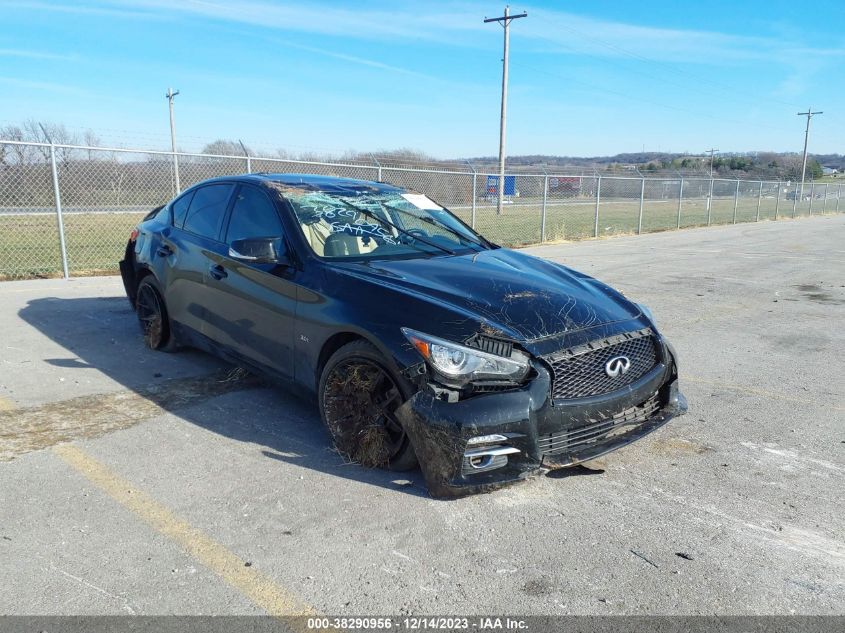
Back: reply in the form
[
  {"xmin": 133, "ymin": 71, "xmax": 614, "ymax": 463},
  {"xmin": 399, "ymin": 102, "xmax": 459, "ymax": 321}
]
[
  {"xmin": 135, "ymin": 276, "xmax": 178, "ymax": 352},
  {"xmin": 318, "ymin": 340, "xmax": 418, "ymax": 471}
]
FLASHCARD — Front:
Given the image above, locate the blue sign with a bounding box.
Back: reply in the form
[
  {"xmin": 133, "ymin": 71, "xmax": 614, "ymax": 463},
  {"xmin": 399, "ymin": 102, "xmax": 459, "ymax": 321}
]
[{"xmin": 486, "ymin": 175, "xmax": 516, "ymax": 196}]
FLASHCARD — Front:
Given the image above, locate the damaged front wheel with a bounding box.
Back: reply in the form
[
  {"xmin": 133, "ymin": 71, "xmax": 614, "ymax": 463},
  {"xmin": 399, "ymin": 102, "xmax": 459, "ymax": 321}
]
[{"xmin": 319, "ymin": 340, "xmax": 418, "ymax": 471}]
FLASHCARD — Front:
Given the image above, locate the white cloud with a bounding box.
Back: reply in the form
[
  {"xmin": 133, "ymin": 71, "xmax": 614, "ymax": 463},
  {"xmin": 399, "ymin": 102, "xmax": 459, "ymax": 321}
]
[
  {"xmin": 0, "ymin": 76, "xmax": 89, "ymax": 94},
  {"xmin": 0, "ymin": 48, "xmax": 78, "ymax": 61},
  {"xmin": 15, "ymin": 0, "xmax": 845, "ymax": 67}
]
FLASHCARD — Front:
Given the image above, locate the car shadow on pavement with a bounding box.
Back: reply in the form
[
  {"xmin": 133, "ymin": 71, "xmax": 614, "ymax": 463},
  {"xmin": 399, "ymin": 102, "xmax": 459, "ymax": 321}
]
[{"xmin": 18, "ymin": 295, "xmax": 430, "ymax": 498}]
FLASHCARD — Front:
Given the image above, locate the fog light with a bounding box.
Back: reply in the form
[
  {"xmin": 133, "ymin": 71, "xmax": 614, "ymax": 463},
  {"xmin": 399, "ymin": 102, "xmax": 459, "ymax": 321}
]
[
  {"xmin": 462, "ymin": 445, "xmax": 520, "ymax": 475},
  {"xmin": 468, "ymin": 455, "xmax": 493, "ymax": 469},
  {"xmin": 466, "ymin": 433, "xmax": 508, "ymax": 446}
]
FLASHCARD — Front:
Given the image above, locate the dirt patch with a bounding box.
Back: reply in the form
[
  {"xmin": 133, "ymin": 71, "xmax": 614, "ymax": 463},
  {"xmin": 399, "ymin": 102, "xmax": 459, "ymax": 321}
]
[
  {"xmin": 793, "ymin": 283, "xmax": 844, "ymax": 305},
  {"xmin": 649, "ymin": 437, "xmax": 714, "ymax": 456},
  {"xmin": 521, "ymin": 577, "xmax": 553, "ymax": 596},
  {"xmin": 0, "ymin": 368, "xmax": 261, "ymax": 461},
  {"xmin": 143, "ymin": 312, "xmax": 163, "ymax": 348},
  {"xmin": 479, "ymin": 322, "xmax": 508, "ymax": 337}
]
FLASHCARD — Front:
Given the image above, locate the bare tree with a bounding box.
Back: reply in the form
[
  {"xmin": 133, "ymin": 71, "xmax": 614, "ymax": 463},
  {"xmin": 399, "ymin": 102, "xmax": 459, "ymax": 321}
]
[
  {"xmin": 0, "ymin": 125, "xmax": 32, "ymax": 165},
  {"xmin": 201, "ymin": 139, "xmax": 250, "ymax": 157},
  {"xmin": 83, "ymin": 130, "xmax": 102, "ymax": 161},
  {"xmin": 105, "ymin": 151, "xmax": 127, "ymax": 205}
]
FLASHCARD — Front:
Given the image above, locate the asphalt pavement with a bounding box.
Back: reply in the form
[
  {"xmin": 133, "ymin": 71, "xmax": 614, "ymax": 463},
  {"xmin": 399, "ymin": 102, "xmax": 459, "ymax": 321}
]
[{"xmin": 0, "ymin": 215, "xmax": 843, "ymax": 615}]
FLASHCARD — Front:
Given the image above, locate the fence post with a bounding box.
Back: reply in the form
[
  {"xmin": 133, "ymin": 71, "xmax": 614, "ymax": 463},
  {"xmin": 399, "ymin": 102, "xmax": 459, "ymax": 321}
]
[
  {"xmin": 676, "ymin": 177, "xmax": 683, "ymax": 229},
  {"xmin": 465, "ymin": 161, "xmax": 477, "ymax": 229},
  {"xmin": 594, "ymin": 176, "xmax": 601, "ymax": 238},
  {"xmin": 809, "ymin": 182, "xmax": 815, "ymax": 214},
  {"xmin": 48, "ymin": 143, "xmax": 70, "ymax": 279},
  {"xmin": 541, "ymin": 174, "xmax": 548, "ymax": 242},
  {"xmin": 822, "ymin": 184, "xmax": 828, "ymax": 214},
  {"xmin": 792, "ymin": 182, "xmax": 798, "ymax": 217},
  {"xmin": 774, "ymin": 183, "xmax": 781, "ymax": 219},
  {"xmin": 239, "ymin": 140, "xmax": 251, "ymax": 174},
  {"xmin": 637, "ymin": 177, "xmax": 645, "ymax": 234},
  {"xmin": 732, "ymin": 179, "xmax": 740, "ymax": 223},
  {"xmin": 471, "ymin": 173, "xmax": 477, "ymax": 229},
  {"xmin": 838, "ymin": 184, "xmax": 842, "ymax": 213},
  {"xmin": 172, "ymin": 151, "xmax": 181, "ymax": 195},
  {"xmin": 755, "ymin": 181, "xmax": 763, "ymax": 221},
  {"xmin": 707, "ymin": 178, "xmax": 714, "ymax": 225},
  {"xmin": 371, "ymin": 154, "xmax": 382, "ymax": 182}
]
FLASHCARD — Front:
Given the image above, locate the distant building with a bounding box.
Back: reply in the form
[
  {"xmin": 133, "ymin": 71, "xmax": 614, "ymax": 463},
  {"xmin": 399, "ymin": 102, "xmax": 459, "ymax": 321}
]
[{"xmin": 822, "ymin": 167, "xmax": 839, "ymax": 176}]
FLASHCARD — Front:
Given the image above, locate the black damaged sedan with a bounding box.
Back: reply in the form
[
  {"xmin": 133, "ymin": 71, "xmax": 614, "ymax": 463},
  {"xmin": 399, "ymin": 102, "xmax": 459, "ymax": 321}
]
[{"xmin": 120, "ymin": 174, "xmax": 687, "ymax": 498}]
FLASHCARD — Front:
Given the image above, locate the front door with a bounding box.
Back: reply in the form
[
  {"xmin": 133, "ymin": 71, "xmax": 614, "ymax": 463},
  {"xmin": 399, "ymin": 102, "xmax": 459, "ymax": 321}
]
[{"xmin": 204, "ymin": 184, "xmax": 298, "ymax": 379}]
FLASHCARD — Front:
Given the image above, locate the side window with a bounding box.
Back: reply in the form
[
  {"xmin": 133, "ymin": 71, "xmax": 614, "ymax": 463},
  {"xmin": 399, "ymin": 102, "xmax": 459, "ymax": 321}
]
[
  {"xmin": 183, "ymin": 184, "xmax": 234, "ymax": 240},
  {"xmin": 170, "ymin": 191, "xmax": 194, "ymax": 229},
  {"xmin": 171, "ymin": 191, "xmax": 195, "ymax": 228},
  {"xmin": 225, "ymin": 186, "xmax": 284, "ymax": 244}
]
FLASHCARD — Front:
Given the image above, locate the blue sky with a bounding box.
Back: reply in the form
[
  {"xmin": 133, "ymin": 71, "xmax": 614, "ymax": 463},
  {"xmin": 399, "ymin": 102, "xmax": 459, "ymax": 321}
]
[{"xmin": 2, "ymin": 0, "xmax": 844, "ymax": 158}]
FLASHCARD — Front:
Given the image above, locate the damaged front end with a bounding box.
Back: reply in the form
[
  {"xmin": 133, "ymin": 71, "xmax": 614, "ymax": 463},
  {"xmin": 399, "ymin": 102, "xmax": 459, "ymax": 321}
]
[{"xmin": 395, "ymin": 327, "xmax": 687, "ymax": 499}]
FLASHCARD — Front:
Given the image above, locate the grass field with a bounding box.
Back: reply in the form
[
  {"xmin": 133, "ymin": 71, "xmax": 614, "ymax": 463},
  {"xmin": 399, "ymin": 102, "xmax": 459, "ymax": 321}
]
[{"xmin": 0, "ymin": 193, "xmax": 841, "ymax": 280}]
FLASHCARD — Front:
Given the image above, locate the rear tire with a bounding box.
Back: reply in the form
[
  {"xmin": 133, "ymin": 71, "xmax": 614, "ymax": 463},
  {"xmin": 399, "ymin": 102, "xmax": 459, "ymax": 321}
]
[
  {"xmin": 318, "ymin": 340, "xmax": 418, "ymax": 471},
  {"xmin": 135, "ymin": 276, "xmax": 178, "ymax": 352}
]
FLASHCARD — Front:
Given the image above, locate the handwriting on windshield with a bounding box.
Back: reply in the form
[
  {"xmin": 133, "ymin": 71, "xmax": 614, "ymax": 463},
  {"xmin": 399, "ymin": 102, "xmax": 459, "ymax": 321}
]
[{"xmin": 329, "ymin": 221, "xmax": 396, "ymax": 244}]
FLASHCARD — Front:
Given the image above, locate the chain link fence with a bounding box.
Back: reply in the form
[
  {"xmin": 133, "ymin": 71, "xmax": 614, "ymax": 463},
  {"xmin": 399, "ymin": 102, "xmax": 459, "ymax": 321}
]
[{"xmin": 1, "ymin": 139, "xmax": 843, "ymax": 280}]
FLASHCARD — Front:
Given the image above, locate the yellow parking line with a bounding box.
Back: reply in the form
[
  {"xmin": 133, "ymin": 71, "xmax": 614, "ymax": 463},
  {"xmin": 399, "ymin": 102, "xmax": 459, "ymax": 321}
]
[
  {"xmin": 684, "ymin": 376, "xmax": 844, "ymax": 412},
  {"xmin": 0, "ymin": 396, "xmax": 14, "ymax": 411},
  {"xmin": 53, "ymin": 444, "xmax": 317, "ymax": 617}
]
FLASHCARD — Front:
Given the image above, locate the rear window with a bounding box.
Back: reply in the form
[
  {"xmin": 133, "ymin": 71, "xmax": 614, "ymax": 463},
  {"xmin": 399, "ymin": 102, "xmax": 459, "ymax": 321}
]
[{"xmin": 182, "ymin": 184, "xmax": 234, "ymax": 240}]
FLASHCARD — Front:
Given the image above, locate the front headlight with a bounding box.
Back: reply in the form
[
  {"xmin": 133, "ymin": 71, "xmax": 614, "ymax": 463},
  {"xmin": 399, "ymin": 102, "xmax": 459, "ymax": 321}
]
[{"xmin": 401, "ymin": 327, "xmax": 530, "ymax": 386}]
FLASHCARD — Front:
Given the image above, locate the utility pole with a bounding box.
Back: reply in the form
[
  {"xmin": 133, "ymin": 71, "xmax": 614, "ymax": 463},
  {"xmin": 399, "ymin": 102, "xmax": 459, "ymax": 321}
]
[
  {"xmin": 797, "ymin": 107, "xmax": 822, "ymax": 198},
  {"xmin": 166, "ymin": 87, "xmax": 181, "ymax": 194},
  {"xmin": 485, "ymin": 6, "xmax": 527, "ymax": 215},
  {"xmin": 706, "ymin": 148, "xmax": 719, "ymax": 177}
]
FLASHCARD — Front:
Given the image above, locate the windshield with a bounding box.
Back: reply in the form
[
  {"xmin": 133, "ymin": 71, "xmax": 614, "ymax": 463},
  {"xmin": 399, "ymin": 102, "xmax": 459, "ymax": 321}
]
[{"xmin": 284, "ymin": 188, "xmax": 489, "ymax": 260}]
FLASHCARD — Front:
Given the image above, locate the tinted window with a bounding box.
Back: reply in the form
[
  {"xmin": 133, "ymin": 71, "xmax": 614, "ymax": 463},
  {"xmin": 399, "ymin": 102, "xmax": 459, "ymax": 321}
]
[
  {"xmin": 182, "ymin": 184, "xmax": 233, "ymax": 240},
  {"xmin": 171, "ymin": 191, "xmax": 195, "ymax": 228},
  {"xmin": 225, "ymin": 186, "xmax": 284, "ymax": 243}
]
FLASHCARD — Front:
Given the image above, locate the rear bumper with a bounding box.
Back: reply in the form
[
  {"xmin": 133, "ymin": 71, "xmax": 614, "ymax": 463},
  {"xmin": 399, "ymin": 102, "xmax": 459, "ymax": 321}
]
[
  {"xmin": 119, "ymin": 238, "xmax": 138, "ymax": 307},
  {"xmin": 395, "ymin": 358, "xmax": 687, "ymax": 499}
]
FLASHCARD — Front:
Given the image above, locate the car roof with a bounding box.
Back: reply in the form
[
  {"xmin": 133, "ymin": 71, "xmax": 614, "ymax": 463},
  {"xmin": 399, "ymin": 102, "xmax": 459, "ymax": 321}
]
[{"xmin": 196, "ymin": 173, "xmax": 405, "ymax": 195}]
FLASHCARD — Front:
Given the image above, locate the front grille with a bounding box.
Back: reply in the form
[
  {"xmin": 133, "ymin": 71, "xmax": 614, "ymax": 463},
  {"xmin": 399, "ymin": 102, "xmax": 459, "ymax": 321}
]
[
  {"xmin": 538, "ymin": 393, "xmax": 661, "ymax": 456},
  {"xmin": 544, "ymin": 328, "xmax": 658, "ymax": 400}
]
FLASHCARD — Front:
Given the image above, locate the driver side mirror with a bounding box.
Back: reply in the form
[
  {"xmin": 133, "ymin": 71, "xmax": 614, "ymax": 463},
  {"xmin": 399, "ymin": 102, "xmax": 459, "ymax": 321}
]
[{"xmin": 229, "ymin": 237, "xmax": 289, "ymax": 265}]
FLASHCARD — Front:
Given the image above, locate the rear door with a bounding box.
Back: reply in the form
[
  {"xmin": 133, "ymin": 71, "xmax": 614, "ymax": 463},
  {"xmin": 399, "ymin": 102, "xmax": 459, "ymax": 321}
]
[
  {"xmin": 163, "ymin": 182, "xmax": 235, "ymax": 338},
  {"xmin": 203, "ymin": 183, "xmax": 298, "ymax": 378}
]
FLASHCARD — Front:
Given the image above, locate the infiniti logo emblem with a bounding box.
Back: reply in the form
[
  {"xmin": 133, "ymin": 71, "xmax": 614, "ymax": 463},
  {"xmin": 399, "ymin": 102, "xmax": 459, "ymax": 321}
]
[{"xmin": 605, "ymin": 356, "xmax": 631, "ymax": 378}]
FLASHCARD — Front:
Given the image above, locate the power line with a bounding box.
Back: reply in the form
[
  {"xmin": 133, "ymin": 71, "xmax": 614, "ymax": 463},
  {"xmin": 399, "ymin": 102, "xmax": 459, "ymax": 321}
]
[
  {"xmin": 531, "ymin": 22, "xmax": 804, "ymax": 110},
  {"xmin": 510, "ymin": 60, "xmax": 786, "ymax": 134}
]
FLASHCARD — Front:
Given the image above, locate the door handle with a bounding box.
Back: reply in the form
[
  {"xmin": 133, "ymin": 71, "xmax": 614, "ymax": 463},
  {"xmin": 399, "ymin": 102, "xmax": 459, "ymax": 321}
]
[
  {"xmin": 208, "ymin": 264, "xmax": 227, "ymax": 280},
  {"xmin": 156, "ymin": 245, "xmax": 173, "ymax": 257}
]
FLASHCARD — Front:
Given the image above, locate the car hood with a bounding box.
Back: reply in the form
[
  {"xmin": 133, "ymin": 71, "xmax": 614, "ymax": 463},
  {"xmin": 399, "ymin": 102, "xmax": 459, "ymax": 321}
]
[{"xmin": 332, "ymin": 248, "xmax": 640, "ymax": 342}]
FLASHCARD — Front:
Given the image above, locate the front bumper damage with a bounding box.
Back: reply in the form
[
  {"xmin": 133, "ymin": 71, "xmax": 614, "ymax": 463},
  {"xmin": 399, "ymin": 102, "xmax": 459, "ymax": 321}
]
[{"xmin": 395, "ymin": 356, "xmax": 687, "ymax": 499}]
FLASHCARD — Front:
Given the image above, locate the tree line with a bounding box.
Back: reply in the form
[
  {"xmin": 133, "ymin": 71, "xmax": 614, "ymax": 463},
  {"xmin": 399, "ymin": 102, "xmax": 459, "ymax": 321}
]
[{"xmin": 1, "ymin": 120, "xmax": 840, "ymax": 181}]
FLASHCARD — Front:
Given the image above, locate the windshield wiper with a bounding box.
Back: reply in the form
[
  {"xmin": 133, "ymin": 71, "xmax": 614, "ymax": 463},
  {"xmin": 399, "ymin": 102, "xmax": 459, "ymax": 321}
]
[
  {"xmin": 379, "ymin": 201, "xmax": 490, "ymax": 250},
  {"xmin": 335, "ymin": 198, "xmax": 455, "ymax": 256}
]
